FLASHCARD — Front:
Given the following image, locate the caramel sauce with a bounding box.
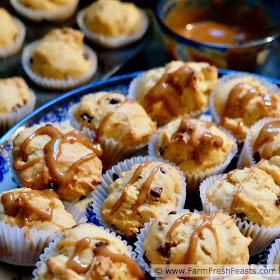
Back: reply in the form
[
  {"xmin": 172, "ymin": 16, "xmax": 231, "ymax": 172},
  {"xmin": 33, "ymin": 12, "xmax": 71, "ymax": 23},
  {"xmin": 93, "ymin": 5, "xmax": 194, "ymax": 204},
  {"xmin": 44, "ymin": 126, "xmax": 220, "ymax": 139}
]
[
  {"xmin": 144, "ymin": 66, "xmax": 194, "ymax": 117},
  {"xmin": 13, "ymin": 125, "xmax": 102, "ymax": 187},
  {"xmin": 206, "ymin": 181, "xmax": 224, "ymax": 205},
  {"xmin": 184, "ymin": 211, "xmax": 220, "ymax": 264},
  {"xmin": 229, "ymin": 167, "xmax": 256, "ymax": 215},
  {"xmin": 94, "ymin": 99, "xmax": 135, "ymax": 142},
  {"xmin": 63, "ymin": 237, "xmax": 145, "ymax": 279},
  {"xmin": 219, "ymin": 83, "xmax": 278, "ymax": 133},
  {"xmin": 227, "ymin": 169, "xmax": 238, "ymax": 181},
  {"xmin": 168, "ymin": 118, "xmax": 223, "ymax": 164},
  {"xmin": 253, "ymin": 120, "xmax": 280, "ymax": 159},
  {"xmin": 1, "ymin": 189, "xmax": 59, "ymax": 227},
  {"xmin": 110, "ymin": 161, "xmax": 152, "ymax": 215}
]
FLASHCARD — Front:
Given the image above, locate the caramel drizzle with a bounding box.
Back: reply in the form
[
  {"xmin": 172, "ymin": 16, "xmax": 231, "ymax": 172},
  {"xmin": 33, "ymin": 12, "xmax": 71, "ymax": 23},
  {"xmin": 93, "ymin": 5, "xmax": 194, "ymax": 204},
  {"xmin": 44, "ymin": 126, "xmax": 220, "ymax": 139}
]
[
  {"xmin": 253, "ymin": 120, "xmax": 280, "ymax": 159},
  {"xmin": 166, "ymin": 118, "xmax": 223, "ymax": 164},
  {"xmin": 62, "ymin": 237, "xmax": 145, "ymax": 279},
  {"xmin": 144, "ymin": 66, "xmax": 194, "ymax": 116},
  {"xmin": 94, "ymin": 99, "xmax": 135, "ymax": 142},
  {"xmin": 219, "ymin": 83, "xmax": 277, "ymax": 132},
  {"xmin": 13, "ymin": 125, "xmax": 102, "ymax": 186},
  {"xmin": 206, "ymin": 181, "xmax": 224, "ymax": 205},
  {"xmin": 229, "ymin": 167, "xmax": 256, "ymax": 214},
  {"xmin": 110, "ymin": 161, "xmax": 153, "ymax": 215},
  {"xmin": 1, "ymin": 189, "xmax": 59, "ymax": 227}
]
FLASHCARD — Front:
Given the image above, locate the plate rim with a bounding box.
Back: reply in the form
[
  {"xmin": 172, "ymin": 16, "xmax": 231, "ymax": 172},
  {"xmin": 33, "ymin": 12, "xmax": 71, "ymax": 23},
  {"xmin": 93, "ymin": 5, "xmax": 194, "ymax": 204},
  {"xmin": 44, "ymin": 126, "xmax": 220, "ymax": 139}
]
[{"xmin": 1, "ymin": 69, "xmax": 280, "ymax": 146}]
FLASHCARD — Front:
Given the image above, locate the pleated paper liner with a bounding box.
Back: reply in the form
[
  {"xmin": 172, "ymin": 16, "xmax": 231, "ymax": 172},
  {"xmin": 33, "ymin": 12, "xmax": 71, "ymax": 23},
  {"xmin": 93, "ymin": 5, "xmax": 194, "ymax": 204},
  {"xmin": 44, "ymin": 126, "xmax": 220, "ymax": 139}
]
[
  {"xmin": 22, "ymin": 41, "xmax": 97, "ymax": 90},
  {"xmin": 200, "ymin": 174, "xmax": 280, "ymax": 256},
  {"xmin": 10, "ymin": 0, "xmax": 79, "ymax": 22},
  {"xmin": 77, "ymin": 8, "xmax": 149, "ymax": 48},
  {"xmin": 0, "ymin": 201, "xmax": 87, "ymax": 266},
  {"xmin": 88, "ymin": 155, "xmax": 187, "ymax": 237},
  {"xmin": 0, "ymin": 17, "xmax": 26, "ymax": 59}
]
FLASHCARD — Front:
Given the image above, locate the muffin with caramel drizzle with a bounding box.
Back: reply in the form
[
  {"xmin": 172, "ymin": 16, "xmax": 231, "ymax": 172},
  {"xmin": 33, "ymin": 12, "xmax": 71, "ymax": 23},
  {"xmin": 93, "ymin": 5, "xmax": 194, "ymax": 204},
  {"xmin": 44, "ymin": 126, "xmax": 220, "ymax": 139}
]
[
  {"xmin": 35, "ymin": 223, "xmax": 145, "ymax": 280},
  {"xmin": 0, "ymin": 188, "xmax": 76, "ymax": 232},
  {"xmin": 152, "ymin": 117, "xmax": 236, "ymax": 191},
  {"xmin": 100, "ymin": 161, "xmax": 184, "ymax": 237},
  {"xmin": 130, "ymin": 61, "xmax": 218, "ymax": 126},
  {"xmin": 141, "ymin": 210, "xmax": 250, "ymax": 276},
  {"xmin": 71, "ymin": 91, "xmax": 156, "ymax": 167},
  {"xmin": 12, "ymin": 123, "xmax": 102, "ymax": 200},
  {"xmin": 210, "ymin": 76, "xmax": 280, "ymax": 141}
]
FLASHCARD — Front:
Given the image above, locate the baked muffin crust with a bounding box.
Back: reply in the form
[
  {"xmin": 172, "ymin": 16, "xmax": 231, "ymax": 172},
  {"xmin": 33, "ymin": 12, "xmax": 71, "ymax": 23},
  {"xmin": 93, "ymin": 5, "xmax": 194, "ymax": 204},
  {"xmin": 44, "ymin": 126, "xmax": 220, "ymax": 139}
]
[
  {"xmin": 12, "ymin": 123, "xmax": 102, "ymax": 200},
  {"xmin": 36, "ymin": 223, "xmax": 145, "ymax": 280},
  {"xmin": 0, "ymin": 77, "xmax": 31, "ymax": 116},
  {"xmin": 100, "ymin": 161, "xmax": 183, "ymax": 236},
  {"xmin": 31, "ymin": 28, "xmax": 91, "ymax": 80},
  {"xmin": 20, "ymin": 0, "xmax": 75, "ymax": 11},
  {"xmin": 0, "ymin": 187, "xmax": 76, "ymax": 232},
  {"xmin": 0, "ymin": 9, "xmax": 18, "ymax": 48}
]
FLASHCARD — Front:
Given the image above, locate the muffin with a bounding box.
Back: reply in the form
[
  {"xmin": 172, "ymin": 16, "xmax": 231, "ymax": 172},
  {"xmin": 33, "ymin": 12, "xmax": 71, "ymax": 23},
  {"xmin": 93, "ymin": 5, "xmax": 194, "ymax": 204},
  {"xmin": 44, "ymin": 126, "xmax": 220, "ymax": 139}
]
[
  {"xmin": 100, "ymin": 161, "xmax": 184, "ymax": 237},
  {"xmin": 266, "ymin": 237, "xmax": 280, "ymax": 273},
  {"xmin": 78, "ymin": 0, "xmax": 148, "ymax": 48},
  {"xmin": 10, "ymin": 0, "xmax": 79, "ymax": 22},
  {"xmin": 141, "ymin": 211, "xmax": 250, "ymax": 276},
  {"xmin": 71, "ymin": 91, "xmax": 157, "ymax": 167},
  {"xmin": 12, "ymin": 123, "xmax": 103, "ymax": 200},
  {"xmin": 151, "ymin": 117, "xmax": 236, "ymax": 191},
  {"xmin": 0, "ymin": 77, "xmax": 36, "ymax": 134},
  {"xmin": 210, "ymin": 76, "xmax": 280, "ymax": 141},
  {"xmin": 0, "ymin": 188, "xmax": 76, "ymax": 231},
  {"xmin": 130, "ymin": 61, "xmax": 218, "ymax": 126},
  {"xmin": 23, "ymin": 28, "xmax": 97, "ymax": 90},
  {"xmin": 238, "ymin": 118, "xmax": 280, "ymax": 168},
  {"xmin": 0, "ymin": 8, "xmax": 25, "ymax": 59},
  {"xmin": 35, "ymin": 223, "xmax": 145, "ymax": 280}
]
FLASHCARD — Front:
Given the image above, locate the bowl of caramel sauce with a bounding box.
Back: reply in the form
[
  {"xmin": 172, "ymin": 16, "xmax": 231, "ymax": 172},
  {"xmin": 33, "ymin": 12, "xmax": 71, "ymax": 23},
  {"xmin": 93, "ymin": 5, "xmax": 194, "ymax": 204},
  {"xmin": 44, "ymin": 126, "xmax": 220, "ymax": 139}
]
[{"xmin": 155, "ymin": 0, "xmax": 280, "ymax": 71}]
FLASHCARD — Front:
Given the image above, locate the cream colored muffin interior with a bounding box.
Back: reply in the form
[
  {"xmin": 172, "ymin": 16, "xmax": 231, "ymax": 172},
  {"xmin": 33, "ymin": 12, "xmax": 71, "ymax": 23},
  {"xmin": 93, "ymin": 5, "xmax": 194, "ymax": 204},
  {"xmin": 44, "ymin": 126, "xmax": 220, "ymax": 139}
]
[{"xmin": 0, "ymin": 8, "xmax": 18, "ymax": 48}]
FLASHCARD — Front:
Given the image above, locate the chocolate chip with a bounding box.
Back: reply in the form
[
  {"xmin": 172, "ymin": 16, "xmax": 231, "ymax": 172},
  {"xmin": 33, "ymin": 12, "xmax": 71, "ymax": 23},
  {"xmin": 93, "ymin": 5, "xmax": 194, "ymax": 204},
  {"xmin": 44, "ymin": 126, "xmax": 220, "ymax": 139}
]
[
  {"xmin": 81, "ymin": 113, "xmax": 92, "ymax": 121},
  {"xmin": 95, "ymin": 240, "xmax": 108, "ymax": 247},
  {"xmin": 150, "ymin": 187, "xmax": 163, "ymax": 197},
  {"xmin": 160, "ymin": 167, "xmax": 166, "ymax": 174},
  {"xmin": 109, "ymin": 98, "xmax": 121, "ymax": 104},
  {"xmin": 83, "ymin": 53, "xmax": 89, "ymax": 60},
  {"xmin": 158, "ymin": 221, "xmax": 163, "ymax": 226},
  {"xmin": 157, "ymin": 243, "xmax": 171, "ymax": 258},
  {"xmin": 138, "ymin": 176, "xmax": 142, "ymax": 180},
  {"xmin": 168, "ymin": 210, "xmax": 177, "ymax": 215},
  {"xmin": 276, "ymin": 195, "xmax": 280, "ymax": 206},
  {"xmin": 112, "ymin": 173, "xmax": 119, "ymax": 181},
  {"xmin": 48, "ymin": 182, "xmax": 58, "ymax": 191},
  {"xmin": 159, "ymin": 146, "xmax": 167, "ymax": 156}
]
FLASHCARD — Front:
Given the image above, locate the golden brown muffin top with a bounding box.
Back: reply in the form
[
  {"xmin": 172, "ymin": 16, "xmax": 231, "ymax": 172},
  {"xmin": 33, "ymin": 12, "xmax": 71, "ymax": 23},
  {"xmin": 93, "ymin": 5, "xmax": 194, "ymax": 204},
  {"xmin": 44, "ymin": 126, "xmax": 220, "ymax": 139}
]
[
  {"xmin": 73, "ymin": 91, "xmax": 157, "ymax": 146},
  {"xmin": 143, "ymin": 211, "xmax": 250, "ymax": 266},
  {"xmin": 31, "ymin": 27, "xmax": 91, "ymax": 80},
  {"xmin": 156, "ymin": 118, "xmax": 235, "ymax": 173},
  {"xmin": 101, "ymin": 161, "xmax": 183, "ymax": 236},
  {"xmin": 0, "ymin": 8, "xmax": 18, "ymax": 48},
  {"xmin": 213, "ymin": 76, "xmax": 280, "ymax": 141},
  {"xmin": 12, "ymin": 123, "xmax": 102, "ymax": 200},
  {"xmin": 135, "ymin": 61, "xmax": 218, "ymax": 126},
  {"xmin": 85, "ymin": 0, "xmax": 143, "ymax": 37},
  {"xmin": 0, "ymin": 187, "xmax": 76, "ymax": 232},
  {"xmin": 36, "ymin": 223, "xmax": 145, "ymax": 280},
  {"xmin": 206, "ymin": 165, "xmax": 280, "ymax": 227},
  {"xmin": 20, "ymin": 0, "xmax": 74, "ymax": 11},
  {"xmin": 0, "ymin": 77, "xmax": 31, "ymax": 116}
]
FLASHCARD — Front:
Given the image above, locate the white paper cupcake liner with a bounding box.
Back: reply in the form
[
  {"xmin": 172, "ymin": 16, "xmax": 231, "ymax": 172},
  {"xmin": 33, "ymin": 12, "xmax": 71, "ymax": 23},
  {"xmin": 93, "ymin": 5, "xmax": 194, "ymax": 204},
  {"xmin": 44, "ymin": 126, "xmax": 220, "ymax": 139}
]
[
  {"xmin": 237, "ymin": 117, "xmax": 280, "ymax": 169},
  {"xmin": 266, "ymin": 238, "xmax": 280, "ymax": 269},
  {"xmin": 10, "ymin": 0, "xmax": 79, "ymax": 22},
  {"xmin": 148, "ymin": 128, "xmax": 238, "ymax": 193},
  {"xmin": 89, "ymin": 155, "xmax": 187, "ymax": 236},
  {"xmin": 32, "ymin": 224, "xmax": 139, "ymax": 279},
  {"xmin": 22, "ymin": 40, "xmax": 97, "ymax": 90},
  {"xmin": 0, "ymin": 17, "xmax": 25, "ymax": 59},
  {"xmin": 69, "ymin": 104, "xmax": 151, "ymax": 169},
  {"xmin": 200, "ymin": 174, "xmax": 280, "ymax": 256},
  {"xmin": 77, "ymin": 8, "xmax": 149, "ymax": 49},
  {"xmin": 0, "ymin": 201, "xmax": 87, "ymax": 266},
  {"xmin": 127, "ymin": 71, "xmax": 208, "ymax": 126},
  {"xmin": 0, "ymin": 88, "xmax": 36, "ymax": 135},
  {"xmin": 209, "ymin": 72, "xmax": 280, "ymax": 143}
]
